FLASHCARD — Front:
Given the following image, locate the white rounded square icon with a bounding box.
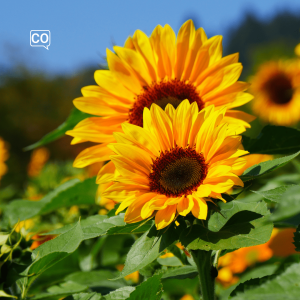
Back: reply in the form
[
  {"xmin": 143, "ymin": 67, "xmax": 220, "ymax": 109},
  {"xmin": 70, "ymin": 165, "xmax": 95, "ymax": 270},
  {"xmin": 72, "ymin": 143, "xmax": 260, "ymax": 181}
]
[{"xmin": 30, "ymin": 30, "xmax": 51, "ymax": 50}]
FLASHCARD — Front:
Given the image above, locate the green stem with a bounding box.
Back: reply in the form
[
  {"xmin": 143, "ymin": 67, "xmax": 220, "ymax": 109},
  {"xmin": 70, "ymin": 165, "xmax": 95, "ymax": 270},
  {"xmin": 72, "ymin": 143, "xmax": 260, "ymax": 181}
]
[{"xmin": 191, "ymin": 249, "xmax": 215, "ymax": 300}]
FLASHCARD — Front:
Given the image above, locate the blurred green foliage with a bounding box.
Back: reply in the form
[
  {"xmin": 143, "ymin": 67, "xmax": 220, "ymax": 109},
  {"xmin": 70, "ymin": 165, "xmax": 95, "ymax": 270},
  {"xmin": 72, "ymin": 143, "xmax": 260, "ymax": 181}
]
[{"xmin": 0, "ymin": 66, "xmax": 100, "ymax": 188}]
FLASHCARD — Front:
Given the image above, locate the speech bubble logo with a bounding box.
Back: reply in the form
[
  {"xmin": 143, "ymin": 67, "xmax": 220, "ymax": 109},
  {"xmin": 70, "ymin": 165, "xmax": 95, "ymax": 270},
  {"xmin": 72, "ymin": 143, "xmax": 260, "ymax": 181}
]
[{"xmin": 30, "ymin": 30, "xmax": 51, "ymax": 50}]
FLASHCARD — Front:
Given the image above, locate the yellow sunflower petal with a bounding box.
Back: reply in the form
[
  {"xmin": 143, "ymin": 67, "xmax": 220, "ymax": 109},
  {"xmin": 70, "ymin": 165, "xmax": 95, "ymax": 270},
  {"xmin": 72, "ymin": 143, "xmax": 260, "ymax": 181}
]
[
  {"xmin": 191, "ymin": 196, "xmax": 208, "ymax": 220},
  {"xmin": 73, "ymin": 144, "xmax": 112, "ymax": 168},
  {"xmin": 155, "ymin": 205, "xmax": 177, "ymax": 230},
  {"xmin": 177, "ymin": 196, "xmax": 194, "ymax": 216}
]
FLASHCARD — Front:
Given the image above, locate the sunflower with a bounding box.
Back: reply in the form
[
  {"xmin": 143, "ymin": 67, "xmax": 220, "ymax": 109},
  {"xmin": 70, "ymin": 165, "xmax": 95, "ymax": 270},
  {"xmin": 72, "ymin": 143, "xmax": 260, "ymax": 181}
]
[
  {"xmin": 0, "ymin": 137, "xmax": 9, "ymax": 182},
  {"xmin": 251, "ymin": 60, "xmax": 300, "ymax": 126},
  {"xmin": 66, "ymin": 20, "xmax": 253, "ymax": 171},
  {"xmin": 102, "ymin": 101, "xmax": 248, "ymax": 230}
]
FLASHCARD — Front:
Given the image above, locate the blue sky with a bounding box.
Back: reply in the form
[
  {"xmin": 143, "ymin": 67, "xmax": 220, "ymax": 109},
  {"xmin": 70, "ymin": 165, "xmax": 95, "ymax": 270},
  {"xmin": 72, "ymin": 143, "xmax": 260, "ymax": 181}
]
[{"xmin": 1, "ymin": 0, "xmax": 300, "ymax": 75}]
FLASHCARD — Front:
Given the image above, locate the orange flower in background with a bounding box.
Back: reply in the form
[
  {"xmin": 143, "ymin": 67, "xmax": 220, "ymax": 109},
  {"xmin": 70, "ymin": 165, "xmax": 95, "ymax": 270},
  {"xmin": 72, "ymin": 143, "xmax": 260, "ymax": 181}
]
[
  {"xmin": 66, "ymin": 19, "xmax": 254, "ymax": 174},
  {"xmin": 30, "ymin": 233, "xmax": 57, "ymax": 250},
  {"xmin": 103, "ymin": 101, "xmax": 248, "ymax": 230},
  {"xmin": 268, "ymin": 228, "xmax": 297, "ymax": 257},
  {"xmin": 217, "ymin": 228, "xmax": 297, "ymax": 287},
  {"xmin": 0, "ymin": 137, "xmax": 9, "ymax": 182},
  {"xmin": 27, "ymin": 147, "xmax": 50, "ymax": 177},
  {"xmin": 116, "ymin": 265, "xmax": 139, "ymax": 283},
  {"xmin": 251, "ymin": 60, "xmax": 300, "ymax": 126}
]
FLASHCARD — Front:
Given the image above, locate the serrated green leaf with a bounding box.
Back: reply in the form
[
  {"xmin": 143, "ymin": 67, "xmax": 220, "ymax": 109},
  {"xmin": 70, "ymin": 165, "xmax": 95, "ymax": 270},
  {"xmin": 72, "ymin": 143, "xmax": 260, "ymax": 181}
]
[
  {"xmin": 115, "ymin": 224, "xmax": 184, "ymax": 279},
  {"xmin": 242, "ymin": 126, "xmax": 300, "ymax": 155},
  {"xmin": 230, "ymin": 276, "xmax": 274, "ymax": 298},
  {"xmin": 106, "ymin": 219, "xmax": 153, "ymax": 235},
  {"xmin": 293, "ymin": 224, "xmax": 300, "ymax": 252},
  {"xmin": 65, "ymin": 270, "xmax": 128, "ymax": 290},
  {"xmin": 19, "ymin": 220, "xmax": 83, "ymax": 291},
  {"xmin": 5, "ymin": 178, "xmax": 97, "ymax": 224},
  {"xmin": 269, "ymin": 185, "xmax": 300, "ymax": 222},
  {"xmin": 102, "ymin": 287, "xmax": 135, "ymax": 300},
  {"xmin": 181, "ymin": 215, "xmax": 273, "ymax": 251},
  {"xmin": 32, "ymin": 220, "xmax": 83, "ymax": 260},
  {"xmin": 251, "ymin": 185, "xmax": 297, "ymax": 203},
  {"xmin": 157, "ymin": 256, "xmax": 183, "ymax": 267},
  {"xmin": 46, "ymin": 215, "xmax": 152, "ymax": 240},
  {"xmin": 24, "ymin": 108, "xmax": 90, "ymax": 151},
  {"xmin": 70, "ymin": 293, "xmax": 102, "ymax": 300},
  {"xmin": 32, "ymin": 281, "xmax": 88, "ymax": 299},
  {"xmin": 127, "ymin": 274, "xmax": 163, "ymax": 300},
  {"xmin": 46, "ymin": 215, "xmax": 111, "ymax": 239},
  {"xmin": 230, "ymin": 262, "xmax": 300, "ymax": 300},
  {"xmin": 208, "ymin": 200, "xmax": 269, "ymax": 232},
  {"xmin": 240, "ymin": 151, "xmax": 300, "ymax": 182},
  {"xmin": 161, "ymin": 266, "xmax": 198, "ymax": 280},
  {"xmin": 219, "ymin": 264, "xmax": 279, "ymax": 300}
]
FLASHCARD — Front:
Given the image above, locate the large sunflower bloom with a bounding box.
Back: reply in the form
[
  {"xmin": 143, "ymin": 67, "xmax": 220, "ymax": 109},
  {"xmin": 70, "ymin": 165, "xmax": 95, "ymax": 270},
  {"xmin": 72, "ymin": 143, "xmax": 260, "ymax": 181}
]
[
  {"xmin": 66, "ymin": 20, "xmax": 253, "ymax": 170},
  {"xmin": 251, "ymin": 60, "xmax": 300, "ymax": 126},
  {"xmin": 103, "ymin": 101, "xmax": 248, "ymax": 230}
]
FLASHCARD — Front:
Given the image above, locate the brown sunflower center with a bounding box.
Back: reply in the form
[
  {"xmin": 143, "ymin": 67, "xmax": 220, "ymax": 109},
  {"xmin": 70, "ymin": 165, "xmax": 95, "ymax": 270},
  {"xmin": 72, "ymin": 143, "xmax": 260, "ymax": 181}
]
[
  {"xmin": 128, "ymin": 79, "xmax": 204, "ymax": 127},
  {"xmin": 264, "ymin": 73, "xmax": 294, "ymax": 105},
  {"xmin": 149, "ymin": 146, "xmax": 208, "ymax": 197}
]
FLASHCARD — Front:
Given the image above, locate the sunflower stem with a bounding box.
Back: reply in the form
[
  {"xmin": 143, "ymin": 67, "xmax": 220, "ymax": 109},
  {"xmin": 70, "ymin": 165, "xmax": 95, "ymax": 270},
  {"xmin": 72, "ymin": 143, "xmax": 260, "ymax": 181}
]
[{"xmin": 191, "ymin": 249, "xmax": 215, "ymax": 300}]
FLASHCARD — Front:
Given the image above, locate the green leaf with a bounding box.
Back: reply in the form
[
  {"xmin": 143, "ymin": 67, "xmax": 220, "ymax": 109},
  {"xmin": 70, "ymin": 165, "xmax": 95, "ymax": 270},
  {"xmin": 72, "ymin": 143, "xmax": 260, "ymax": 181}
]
[
  {"xmin": 24, "ymin": 108, "xmax": 89, "ymax": 151},
  {"xmin": 0, "ymin": 292, "xmax": 17, "ymax": 299},
  {"xmin": 208, "ymin": 200, "xmax": 269, "ymax": 232},
  {"xmin": 269, "ymin": 185, "xmax": 300, "ymax": 222},
  {"xmin": 46, "ymin": 215, "xmax": 111, "ymax": 240},
  {"xmin": 5, "ymin": 178, "xmax": 97, "ymax": 224},
  {"xmin": 19, "ymin": 220, "xmax": 83, "ymax": 289},
  {"xmin": 65, "ymin": 270, "xmax": 128, "ymax": 290},
  {"xmin": 230, "ymin": 262, "xmax": 300, "ymax": 300},
  {"xmin": 230, "ymin": 276, "xmax": 274, "ymax": 298},
  {"xmin": 293, "ymin": 224, "xmax": 300, "ymax": 252},
  {"xmin": 157, "ymin": 256, "xmax": 183, "ymax": 267},
  {"xmin": 32, "ymin": 220, "xmax": 83, "ymax": 261},
  {"xmin": 161, "ymin": 266, "xmax": 198, "ymax": 280},
  {"xmin": 32, "ymin": 282, "xmax": 88, "ymax": 299},
  {"xmin": 115, "ymin": 224, "xmax": 184, "ymax": 279},
  {"xmin": 240, "ymin": 151, "xmax": 300, "ymax": 182},
  {"xmin": 101, "ymin": 287, "xmax": 135, "ymax": 300},
  {"xmin": 251, "ymin": 185, "xmax": 297, "ymax": 203},
  {"xmin": 106, "ymin": 219, "xmax": 153, "ymax": 235},
  {"xmin": 127, "ymin": 274, "xmax": 163, "ymax": 300},
  {"xmin": 240, "ymin": 264, "xmax": 279, "ymax": 283},
  {"xmin": 180, "ymin": 202, "xmax": 273, "ymax": 251},
  {"xmin": 70, "ymin": 293, "xmax": 102, "ymax": 300},
  {"xmin": 46, "ymin": 215, "xmax": 152, "ymax": 240},
  {"xmin": 0, "ymin": 283, "xmax": 17, "ymax": 299},
  {"xmin": 242, "ymin": 125, "xmax": 300, "ymax": 155}
]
